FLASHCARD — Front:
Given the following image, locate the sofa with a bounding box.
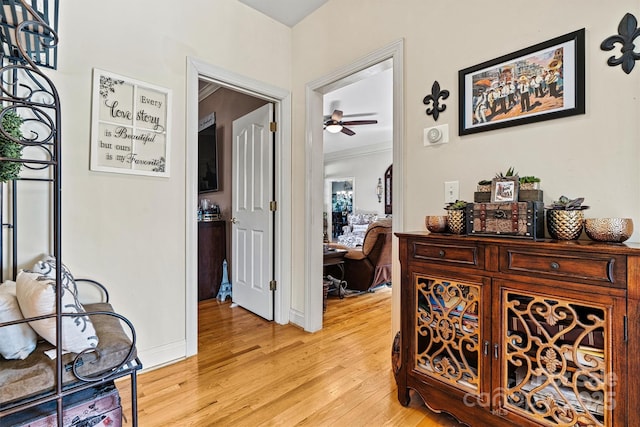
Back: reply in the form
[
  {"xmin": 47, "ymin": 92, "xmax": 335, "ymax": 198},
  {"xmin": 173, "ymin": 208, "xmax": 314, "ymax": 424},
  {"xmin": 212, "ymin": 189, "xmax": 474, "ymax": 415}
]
[{"xmin": 330, "ymin": 218, "xmax": 392, "ymax": 292}]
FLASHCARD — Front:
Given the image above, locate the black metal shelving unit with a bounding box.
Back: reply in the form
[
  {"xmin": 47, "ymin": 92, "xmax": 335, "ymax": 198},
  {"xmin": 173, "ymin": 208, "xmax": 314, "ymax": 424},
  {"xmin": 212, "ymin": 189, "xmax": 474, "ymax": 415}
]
[{"xmin": 0, "ymin": 2, "xmax": 140, "ymax": 426}]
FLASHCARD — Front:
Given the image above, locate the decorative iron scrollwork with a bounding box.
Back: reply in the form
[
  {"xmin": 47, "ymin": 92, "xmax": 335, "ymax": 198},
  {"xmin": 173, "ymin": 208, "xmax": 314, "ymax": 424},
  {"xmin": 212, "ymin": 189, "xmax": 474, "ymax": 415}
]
[
  {"xmin": 0, "ymin": 0, "xmax": 60, "ymax": 172},
  {"xmin": 601, "ymin": 12, "xmax": 640, "ymax": 74},
  {"xmin": 423, "ymin": 81, "xmax": 449, "ymax": 121},
  {"xmin": 504, "ymin": 291, "xmax": 607, "ymax": 425},
  {"xmin": 415, "ymin": 276, "xmax": 480, "ymax": 393}
]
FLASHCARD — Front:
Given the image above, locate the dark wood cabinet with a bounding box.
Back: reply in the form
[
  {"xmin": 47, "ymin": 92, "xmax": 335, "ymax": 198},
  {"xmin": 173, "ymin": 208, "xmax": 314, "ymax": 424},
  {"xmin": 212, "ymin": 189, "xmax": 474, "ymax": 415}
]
[
  {"xmin": 198, "ymin": 220, "xmax": 227, "ymax": 300},
  {"xmin": 395, "ymin": 232, "xmax": 639, "ymax": 426}
]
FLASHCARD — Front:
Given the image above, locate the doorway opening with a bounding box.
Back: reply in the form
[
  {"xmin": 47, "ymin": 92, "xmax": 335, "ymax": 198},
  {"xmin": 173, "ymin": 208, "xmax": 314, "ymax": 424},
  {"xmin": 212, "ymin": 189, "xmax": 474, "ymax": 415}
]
[
  {"xmin": 185, "ymin": 58, "xmax": 292, "ymax": 356},
  {"xmin": 327, "ymin": 178, "xmax": 354, "ymax": 240},
  {"xmin": 304, "ymin": 40, "xmax": 404, "ymax": 333}
]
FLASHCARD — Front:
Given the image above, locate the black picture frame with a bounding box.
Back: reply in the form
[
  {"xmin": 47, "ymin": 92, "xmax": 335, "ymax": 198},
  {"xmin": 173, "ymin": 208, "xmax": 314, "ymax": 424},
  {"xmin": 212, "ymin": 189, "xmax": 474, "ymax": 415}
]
[
  {"xmin": 459, "ymin": 28, "xmax": 585, "ymax": 136},
  {"xmin": 384, "ymin": 164, "xmax": 392, "ymax": 215}
]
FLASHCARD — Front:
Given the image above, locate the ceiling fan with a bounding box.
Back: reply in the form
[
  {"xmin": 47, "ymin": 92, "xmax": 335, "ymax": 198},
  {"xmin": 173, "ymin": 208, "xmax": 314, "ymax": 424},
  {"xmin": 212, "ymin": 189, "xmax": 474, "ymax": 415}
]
[{"xmin": 323, "ymin": 109, "xmax": 378, "ymax": 136}]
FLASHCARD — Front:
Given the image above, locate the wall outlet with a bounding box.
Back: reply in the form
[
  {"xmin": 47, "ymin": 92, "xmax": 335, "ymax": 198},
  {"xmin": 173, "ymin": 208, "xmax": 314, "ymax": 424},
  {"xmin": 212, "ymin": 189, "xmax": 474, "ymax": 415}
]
[{"xmin": 444, "ymin": 181, "xmax": 459, "ymax": 204}]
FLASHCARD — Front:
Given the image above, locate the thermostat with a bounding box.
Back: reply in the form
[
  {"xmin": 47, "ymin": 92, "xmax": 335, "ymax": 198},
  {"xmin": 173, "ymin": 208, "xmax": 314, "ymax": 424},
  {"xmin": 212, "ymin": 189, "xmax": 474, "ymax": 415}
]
[
  {"xmin": 427, "ymin": 128, "xmax": 442, "ymax": 143},
  {"xmin": 424, "ymin": 124, "xmax": 449, "ymax": 146}
]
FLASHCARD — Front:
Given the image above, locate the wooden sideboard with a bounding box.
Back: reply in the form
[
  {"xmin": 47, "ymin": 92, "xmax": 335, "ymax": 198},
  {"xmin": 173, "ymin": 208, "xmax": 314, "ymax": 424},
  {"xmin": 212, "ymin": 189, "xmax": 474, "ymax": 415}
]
[
  {"xmin": 394, "ymin": 232, "xmax": 640, "ymax": 426},
  {"xmin": 198, "ymin": 220, "xmax": 227, "ymax": 300}
]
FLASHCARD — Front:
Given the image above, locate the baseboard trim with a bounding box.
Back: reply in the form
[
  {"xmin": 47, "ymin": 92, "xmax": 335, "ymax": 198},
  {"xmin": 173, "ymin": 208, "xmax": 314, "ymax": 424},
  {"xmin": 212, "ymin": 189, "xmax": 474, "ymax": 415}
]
[
  {"xmin": 137, "ymin": 340, "xmax": 186, "ymax": 371},
  {"xmin": 289, "ymin": 308, "xmax": 304, "ymax": 329}
]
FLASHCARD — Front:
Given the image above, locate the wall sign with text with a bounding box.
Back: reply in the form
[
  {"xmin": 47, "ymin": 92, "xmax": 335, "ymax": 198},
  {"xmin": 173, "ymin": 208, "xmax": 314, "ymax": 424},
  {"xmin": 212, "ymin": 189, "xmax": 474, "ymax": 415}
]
[{"xmin": 90, "ymin": 69, "xmax": 172, "ymax": 177}]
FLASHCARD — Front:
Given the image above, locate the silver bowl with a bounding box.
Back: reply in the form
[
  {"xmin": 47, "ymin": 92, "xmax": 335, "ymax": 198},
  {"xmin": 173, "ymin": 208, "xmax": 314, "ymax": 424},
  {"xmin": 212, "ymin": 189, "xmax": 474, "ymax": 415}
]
[{"xmin": 584, "ymin": 218, "xmax": 633, "ymax": 243}]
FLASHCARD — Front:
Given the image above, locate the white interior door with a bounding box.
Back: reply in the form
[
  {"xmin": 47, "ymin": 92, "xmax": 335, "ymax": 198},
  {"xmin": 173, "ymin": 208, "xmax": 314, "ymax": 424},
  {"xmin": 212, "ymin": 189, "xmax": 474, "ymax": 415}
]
[{"xmin": 231, "ymin": 103, "xmax": 274, "ymax": 320}]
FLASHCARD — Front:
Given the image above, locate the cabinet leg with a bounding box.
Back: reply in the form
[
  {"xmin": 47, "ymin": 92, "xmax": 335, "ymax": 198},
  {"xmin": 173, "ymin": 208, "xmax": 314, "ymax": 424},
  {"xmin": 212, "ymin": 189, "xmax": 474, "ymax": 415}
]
[{"xmin": 397, "ymin": 387, "xmax": 410, "ymax": 406}]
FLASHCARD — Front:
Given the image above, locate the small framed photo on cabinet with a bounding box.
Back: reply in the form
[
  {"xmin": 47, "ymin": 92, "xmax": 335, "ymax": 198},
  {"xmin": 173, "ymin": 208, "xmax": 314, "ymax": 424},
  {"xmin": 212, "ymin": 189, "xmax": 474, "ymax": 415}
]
[{"xmin": 491, "ymin": 178, "xmax": 519, "ymax": 203}]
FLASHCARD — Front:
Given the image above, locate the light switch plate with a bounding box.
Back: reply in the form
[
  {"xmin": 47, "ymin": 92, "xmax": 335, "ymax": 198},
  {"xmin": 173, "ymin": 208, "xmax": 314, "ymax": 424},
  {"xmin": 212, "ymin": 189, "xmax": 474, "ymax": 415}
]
[{"xmin": 444, "ymin": 181, "xmax": 459, "ymax": 203}]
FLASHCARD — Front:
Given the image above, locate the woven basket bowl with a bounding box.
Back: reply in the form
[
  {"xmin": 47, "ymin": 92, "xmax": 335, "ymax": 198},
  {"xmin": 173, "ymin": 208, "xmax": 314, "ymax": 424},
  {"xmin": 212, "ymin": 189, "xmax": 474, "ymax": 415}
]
[{"xmin": 584, "ymin": 218, "xmax": 633, "ymax": 243}]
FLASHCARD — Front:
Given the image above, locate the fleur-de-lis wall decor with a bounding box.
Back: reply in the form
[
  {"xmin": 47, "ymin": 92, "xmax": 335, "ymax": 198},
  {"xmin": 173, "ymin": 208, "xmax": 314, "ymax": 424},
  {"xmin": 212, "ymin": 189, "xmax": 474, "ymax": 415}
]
[
  {"xmin": 423, "ymin": 81, "xmax": 449, "ymax": 121},
  {"xmin": 601, "ymin": 12, "xmax": 640, "ymax": 74}
]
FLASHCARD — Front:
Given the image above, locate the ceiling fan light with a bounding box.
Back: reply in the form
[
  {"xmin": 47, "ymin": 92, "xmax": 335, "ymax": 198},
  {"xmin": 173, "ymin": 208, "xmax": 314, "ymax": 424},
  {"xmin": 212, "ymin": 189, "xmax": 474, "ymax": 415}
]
[{"xmin": 325, "ymin": 121, "xmax": 343, "ymax": 133}]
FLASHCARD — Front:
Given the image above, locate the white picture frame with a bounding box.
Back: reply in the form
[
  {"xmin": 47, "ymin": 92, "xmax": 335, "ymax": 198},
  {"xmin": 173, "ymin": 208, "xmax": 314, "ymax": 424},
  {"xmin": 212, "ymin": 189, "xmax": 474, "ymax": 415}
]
[
  {"xmin": 90, "ymin": 69, "xmax": 172, "ymax": 177},
  {"xmin": 491, "ymin": 177, "xmax": 519, "ymax": 203}
]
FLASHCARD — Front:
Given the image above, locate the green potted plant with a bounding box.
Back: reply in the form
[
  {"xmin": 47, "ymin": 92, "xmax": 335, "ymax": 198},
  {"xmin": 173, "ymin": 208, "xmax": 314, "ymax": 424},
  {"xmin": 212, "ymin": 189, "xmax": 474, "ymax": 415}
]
[
  {"xmin": 0, "ymin": 109, "xmax": 24, "ymax": 182},
  {"xmin": 519, "ymin": 175, "xmax": 541, "ymax": 190},
  {"xmin": 495, "ymin": 166, "xmax": 517, "ymax": 180},
  {"xmin": 546, "ymin": 195, "xmax": 589, "ymax": 240},
  {"xmin": 477, "ymin": 179, "xmax": 492, "ymax": 192},
  {"xmin": 444, "ymin": 200, "xmax": 468, "ymax": 234}
]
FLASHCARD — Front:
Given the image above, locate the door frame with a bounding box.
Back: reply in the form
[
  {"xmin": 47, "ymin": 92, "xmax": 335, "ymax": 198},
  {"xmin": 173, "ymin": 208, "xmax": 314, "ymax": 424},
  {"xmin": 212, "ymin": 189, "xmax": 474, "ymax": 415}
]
[
  {"xmin": 185, "ymin": 57, "xmax": 292, "ymax": 356},
  {"xmin": 304, "ymin": 40, "xmax": 405, "ymax": 332}
]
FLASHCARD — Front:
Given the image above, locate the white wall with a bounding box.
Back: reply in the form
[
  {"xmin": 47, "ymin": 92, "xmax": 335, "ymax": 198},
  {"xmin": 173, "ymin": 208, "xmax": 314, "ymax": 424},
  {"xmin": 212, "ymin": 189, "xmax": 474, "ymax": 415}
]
[
  {"xmin": 324, "ymin": 147, "xmax": 392, "ymax": 216},
  {"xmin": 20, "ymin": 0, "xmax": 640, "ymax": 369},
  {"xmin": 42, "ymin": 0, "xmax": 291, "ymax": 368},
  {"xmin": 291, "ymin": 1, "xmax": 640, "ymax": 330}
]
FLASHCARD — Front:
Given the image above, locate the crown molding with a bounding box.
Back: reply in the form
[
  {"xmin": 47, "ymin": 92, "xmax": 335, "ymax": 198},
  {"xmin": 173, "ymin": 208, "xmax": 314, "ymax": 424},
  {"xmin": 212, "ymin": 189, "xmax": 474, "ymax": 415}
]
[
  {"xmin": 323, "ymin": 141, "xmax": 392, "ymax": 163},
  {"xmin": 198, "ymin": 82, "xmax": 221, "ymax": 102}
]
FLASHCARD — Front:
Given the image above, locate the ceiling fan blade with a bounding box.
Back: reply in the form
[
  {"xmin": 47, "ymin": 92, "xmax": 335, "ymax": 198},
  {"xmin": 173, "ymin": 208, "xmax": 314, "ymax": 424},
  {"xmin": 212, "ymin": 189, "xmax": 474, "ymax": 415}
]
[
  {"xmin": 341, "ymin": 119, "xmax": 378, "ymax": 126},
  {"xmin": 340, "ymin": 112, "xmax": 377, "ymax": 118},
  {"xmin": 331, "ymin": 109, "xmax": 343, "ymax": 121},
  {"xmin": 324, "ymin": 112, "xmax": 377, "ymax": 120},
  {"xmin": 341, "ymin": 126, "xmax": 356, "ymax": 136}
]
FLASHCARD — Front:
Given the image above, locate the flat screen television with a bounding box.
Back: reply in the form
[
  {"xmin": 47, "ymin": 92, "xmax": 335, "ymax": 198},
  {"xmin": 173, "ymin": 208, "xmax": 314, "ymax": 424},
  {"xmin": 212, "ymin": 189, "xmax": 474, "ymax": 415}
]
[{"xmin": 198, "ymin": 123, "xmax": 218, "ymax": 192}]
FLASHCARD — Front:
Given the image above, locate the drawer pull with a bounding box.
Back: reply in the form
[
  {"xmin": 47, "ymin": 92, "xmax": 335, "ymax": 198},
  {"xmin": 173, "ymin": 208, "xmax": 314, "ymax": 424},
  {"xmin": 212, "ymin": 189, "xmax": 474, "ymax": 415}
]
[
  {"xmin": 550, "ymin": 262, "xmax": 560, "ymax": 270},
  {"xmin": 439, "ymin": 250, "xmax": 445, "ymax": 257}
]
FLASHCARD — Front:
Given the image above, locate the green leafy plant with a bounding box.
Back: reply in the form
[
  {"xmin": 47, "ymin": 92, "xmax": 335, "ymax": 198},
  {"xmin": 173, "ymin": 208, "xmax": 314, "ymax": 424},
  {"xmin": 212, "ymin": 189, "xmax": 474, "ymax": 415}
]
[
  {"xmin": 444, "ymin": 200, "xmax": 468, "ymax": 210},
  {"xmin": 495, "ymin": 166, "xmax": 517, "ymax": 179},
  {"xmin": 0, "ymin": 109, "xmax": 24, "ymax": 182},
  {"xmin": 546, "ymin": 195, "xmax": 589, "ymax": 210},
  {"xmin": 519, "ymin": 176, "xmax": 540, "ymax": 184}
]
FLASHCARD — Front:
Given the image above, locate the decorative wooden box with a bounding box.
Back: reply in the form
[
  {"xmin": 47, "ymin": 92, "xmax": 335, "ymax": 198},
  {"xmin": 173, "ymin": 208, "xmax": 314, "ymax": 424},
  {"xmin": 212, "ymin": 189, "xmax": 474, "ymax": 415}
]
[
  {"xmin": 465, "ymin": 201, "xmax": 544, "ymax": 239},
  {"xmin": 473, "ymin": 191, "xmax": 491, "ymax": 203},
  {"xmin": 518, "ymin": 189, "xmax": 543, "ymax": 202},
  {"xmin": 474, "ymin": 190, "xmax": 543, "ymax": 203}
]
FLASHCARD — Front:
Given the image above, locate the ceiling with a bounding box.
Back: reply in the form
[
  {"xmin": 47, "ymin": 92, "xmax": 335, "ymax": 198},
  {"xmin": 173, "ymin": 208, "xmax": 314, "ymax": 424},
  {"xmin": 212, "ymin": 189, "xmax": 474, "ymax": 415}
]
[
  {"xmin": 224, "ymin": 1, "xmax": 394, "ymax": 156},
  {"xmin": 237, "ymin": 0, "xmax": 328, "ymax": 27},
  {"xmin": 322, "ymin": 63, "xmax": 393, "ymax": 155}
]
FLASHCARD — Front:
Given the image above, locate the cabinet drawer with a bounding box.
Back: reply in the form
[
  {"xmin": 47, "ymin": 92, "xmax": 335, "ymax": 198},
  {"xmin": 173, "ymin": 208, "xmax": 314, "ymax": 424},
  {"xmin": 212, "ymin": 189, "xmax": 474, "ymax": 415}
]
[
  {"xmin": 411, "ymin": 240, "xmax": 481, "ymax": 268},
  {"xmin": 500, "ymin": 247, "xmax": 626, "ymax": 287}
]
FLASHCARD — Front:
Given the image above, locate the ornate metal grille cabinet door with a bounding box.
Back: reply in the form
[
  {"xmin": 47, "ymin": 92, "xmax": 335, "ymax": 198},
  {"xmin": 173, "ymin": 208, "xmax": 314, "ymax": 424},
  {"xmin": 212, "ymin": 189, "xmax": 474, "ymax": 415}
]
[
  {"xmin": 415, "ymin": 276, "xmax": 482, "ymax": 395},
  {"xmin": 502, "ymin": 289, "xmax": 612, "ymax": 426}
]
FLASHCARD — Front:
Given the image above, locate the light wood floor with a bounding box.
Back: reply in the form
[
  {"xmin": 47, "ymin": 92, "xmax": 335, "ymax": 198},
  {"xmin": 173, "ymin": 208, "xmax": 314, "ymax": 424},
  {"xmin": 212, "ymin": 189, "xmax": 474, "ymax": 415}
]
[{"xmin": 117, "ymin": 287, "xmax": 463, "ymax": 426}]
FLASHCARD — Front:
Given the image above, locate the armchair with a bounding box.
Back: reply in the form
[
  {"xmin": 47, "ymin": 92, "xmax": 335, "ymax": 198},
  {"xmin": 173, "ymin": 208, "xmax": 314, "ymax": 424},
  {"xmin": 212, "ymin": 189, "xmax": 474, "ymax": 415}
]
[{"xmin": 332, "ymin": 218, "xmax": 392, "ymax": 292}]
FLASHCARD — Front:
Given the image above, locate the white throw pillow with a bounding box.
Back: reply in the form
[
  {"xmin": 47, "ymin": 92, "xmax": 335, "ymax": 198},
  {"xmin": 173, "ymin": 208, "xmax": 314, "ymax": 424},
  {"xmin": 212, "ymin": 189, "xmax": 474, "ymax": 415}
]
[
  {"xmin": 32, "ymin": 256, "xmax": 78, "ymax": 295},
  {"xmin": 352, "ymin": 224, "xmax": 369, "ymax": 234},
  {"xmin": 0, "ymin": 281, "xmax": 38, "ymax": 360},
  {"xmin": 16, "ymin": 270, "xmax": 98, "ymax": 354}
]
